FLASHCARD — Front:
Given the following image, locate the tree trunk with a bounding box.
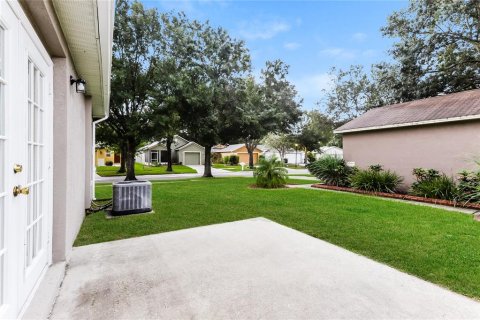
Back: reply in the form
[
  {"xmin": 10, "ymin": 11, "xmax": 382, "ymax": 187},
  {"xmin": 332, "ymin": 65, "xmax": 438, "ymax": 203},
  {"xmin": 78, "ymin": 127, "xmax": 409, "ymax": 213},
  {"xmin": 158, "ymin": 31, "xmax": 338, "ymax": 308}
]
[
  {"xmin": 245, "ymin": 140, "xmax": 256, "ymax": 169},
  {"xmin": 125, "ymin": 141, "xmax": 137, "ymax": 181},
  {"xmin": 278, "ymin": 148, "xmax": 286, "ymax": 162},
  {"xmin": 304, "ymin": 147, "xmax": 308, "ymax": 164},
  {"xmin": 117, "ymin": 143, "xmax": 127, "ymax": 173},
  {"xmin": 166, "ymin": 136, "xmax": 173, "ymax": 172},
  {"xmin": 248, "ymin": 149, "xmax": 254, "ymax": 168},
  {"xmin": 203, "ymin": 145, "xmax": 213, "ymax": 178}
]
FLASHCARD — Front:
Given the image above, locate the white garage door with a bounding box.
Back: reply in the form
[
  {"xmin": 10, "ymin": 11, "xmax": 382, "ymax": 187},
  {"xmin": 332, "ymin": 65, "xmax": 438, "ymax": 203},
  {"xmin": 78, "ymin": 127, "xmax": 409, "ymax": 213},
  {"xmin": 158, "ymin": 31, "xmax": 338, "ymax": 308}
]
[{"xmin": 184, "ymin": 152, "xmax": 200, "ymax": 165}]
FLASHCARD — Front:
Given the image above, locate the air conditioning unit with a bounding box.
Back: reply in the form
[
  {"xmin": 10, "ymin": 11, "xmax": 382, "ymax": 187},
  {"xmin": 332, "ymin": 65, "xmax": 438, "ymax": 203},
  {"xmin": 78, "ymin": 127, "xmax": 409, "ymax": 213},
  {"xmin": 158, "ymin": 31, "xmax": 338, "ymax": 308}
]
[{"xmin": 112, "ymin": 180, "xmax": 152, "ymax": 215}]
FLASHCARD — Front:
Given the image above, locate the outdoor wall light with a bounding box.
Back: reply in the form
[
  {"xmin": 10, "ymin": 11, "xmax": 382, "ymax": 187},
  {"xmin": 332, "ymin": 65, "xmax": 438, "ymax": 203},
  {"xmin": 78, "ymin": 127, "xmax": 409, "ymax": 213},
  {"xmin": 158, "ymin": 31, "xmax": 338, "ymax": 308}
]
[{"xmin": 70, "ymin": 75, "xmax": 86, "ymax": 93}]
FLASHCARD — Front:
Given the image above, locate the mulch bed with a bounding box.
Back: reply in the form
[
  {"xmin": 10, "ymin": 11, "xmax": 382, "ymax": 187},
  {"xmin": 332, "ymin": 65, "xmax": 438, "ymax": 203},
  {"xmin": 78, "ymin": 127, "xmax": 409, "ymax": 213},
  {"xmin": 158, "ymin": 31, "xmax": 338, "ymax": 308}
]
[{"xmin": 311, "ymin": 184, "xmax": 480, "ymax": 210}]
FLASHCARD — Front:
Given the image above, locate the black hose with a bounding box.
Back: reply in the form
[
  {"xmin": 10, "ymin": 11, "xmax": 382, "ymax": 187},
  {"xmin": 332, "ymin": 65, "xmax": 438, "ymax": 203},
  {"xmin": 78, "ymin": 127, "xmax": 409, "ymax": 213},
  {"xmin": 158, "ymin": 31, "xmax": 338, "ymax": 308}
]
[{"xmin": 86, "ymin": 198, "xmax": 113, "ymax": 215}]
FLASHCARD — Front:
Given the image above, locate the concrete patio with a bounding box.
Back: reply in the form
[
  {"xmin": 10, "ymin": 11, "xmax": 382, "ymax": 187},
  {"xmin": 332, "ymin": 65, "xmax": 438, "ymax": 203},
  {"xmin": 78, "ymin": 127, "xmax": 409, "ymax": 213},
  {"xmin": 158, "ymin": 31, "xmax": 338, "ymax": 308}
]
[{"xmin": 49, "ymin": 218, "xmax": 480, "ymax": 319}]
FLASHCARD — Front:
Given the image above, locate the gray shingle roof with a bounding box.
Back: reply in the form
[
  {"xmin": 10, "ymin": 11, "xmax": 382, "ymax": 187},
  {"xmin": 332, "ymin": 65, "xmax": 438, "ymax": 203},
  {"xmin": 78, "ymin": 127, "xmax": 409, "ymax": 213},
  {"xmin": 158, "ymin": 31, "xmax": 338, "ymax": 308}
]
[{"xmin": 335, "ymin": 89, "xmax": 480, "ymax": 133}]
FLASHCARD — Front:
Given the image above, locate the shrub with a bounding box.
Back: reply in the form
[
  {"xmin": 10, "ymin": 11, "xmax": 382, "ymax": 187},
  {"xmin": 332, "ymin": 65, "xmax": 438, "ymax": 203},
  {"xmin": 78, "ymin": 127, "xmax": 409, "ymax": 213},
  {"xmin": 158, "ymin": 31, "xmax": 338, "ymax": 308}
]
[
  {"xmin": 410, "ymin": 168, "xmax": 458, "ymax": 200},
  {"xmin": 306, "ymin": 155, "xmax": 354, "ymax": 187},
  {"xmin": 211, "ymin": 152, "xmax": 222, "ymax": 164},
  {"xmin": 306, "ymin": 152, "xmax": 316, "ymax": 163},
  {"xmin": 105, "ymin": 160, "xmax": 113, "ymax": 166},
  {"xmin": 350, "ymin": 167, "xmax": 402, "ymax": 193},
  {"xmin": 457, "ymin": 170, "xmax": 480, "ymax": 203},
  {"xmin": 368, "ymin": 164, "xmax": 383, "ymax": 172},
  {"xmin": 254, "ymin": 156, "xmax": 288, "ymax": 188},
  {"xmin": 223, "ymin": 156, "xmax": 230, "ymax": 164},
  {"xmin": 229, "ymin": 155, "xmax": 239, "ymax": 165}
]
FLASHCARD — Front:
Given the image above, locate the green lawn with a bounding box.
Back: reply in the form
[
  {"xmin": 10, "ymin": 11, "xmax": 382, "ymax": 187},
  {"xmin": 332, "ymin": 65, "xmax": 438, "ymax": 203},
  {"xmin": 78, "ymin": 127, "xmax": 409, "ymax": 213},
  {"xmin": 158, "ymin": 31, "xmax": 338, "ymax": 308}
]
[
  {"xmin": 212, "ymin": 164, "xmax": 253, "ymax": 171},
  {"xmin": 76, "ymin": 177, "xmax": 480, "ymax": 300},
  {"xmin": 96, "ymin": 163, "xmax": 197, "ymax": 177}
]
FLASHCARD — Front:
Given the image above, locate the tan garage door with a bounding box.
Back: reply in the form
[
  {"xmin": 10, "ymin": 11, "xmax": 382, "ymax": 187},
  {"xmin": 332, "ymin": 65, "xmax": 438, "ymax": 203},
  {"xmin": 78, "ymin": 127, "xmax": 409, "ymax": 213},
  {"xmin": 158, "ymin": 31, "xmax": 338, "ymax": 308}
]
[{"xmin": 184, "ymin": 152, "xmax": 201, "ymax": 165}]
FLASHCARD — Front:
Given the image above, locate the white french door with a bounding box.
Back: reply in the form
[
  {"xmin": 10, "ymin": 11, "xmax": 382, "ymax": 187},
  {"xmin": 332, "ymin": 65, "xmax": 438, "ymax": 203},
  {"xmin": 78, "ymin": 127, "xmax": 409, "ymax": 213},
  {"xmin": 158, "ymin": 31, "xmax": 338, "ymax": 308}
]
[{"xmin": 0, "ymin": 2, "xmax": 52, "ymax": 318}]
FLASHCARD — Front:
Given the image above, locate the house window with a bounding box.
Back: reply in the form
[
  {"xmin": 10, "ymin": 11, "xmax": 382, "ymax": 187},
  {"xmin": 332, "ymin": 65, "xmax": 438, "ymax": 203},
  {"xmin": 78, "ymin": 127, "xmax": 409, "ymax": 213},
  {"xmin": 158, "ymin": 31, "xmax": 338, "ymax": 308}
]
[
  {"xmin": 160, "ymin": 150, "xmax": 168, "ymax": 162},
  {"xmin": 151, "ymin": 150, "xmax": 159, "ymax": 163},
  {"xmin": 106, "ymin": 150, "xmax": 111, "ymax": 157}
]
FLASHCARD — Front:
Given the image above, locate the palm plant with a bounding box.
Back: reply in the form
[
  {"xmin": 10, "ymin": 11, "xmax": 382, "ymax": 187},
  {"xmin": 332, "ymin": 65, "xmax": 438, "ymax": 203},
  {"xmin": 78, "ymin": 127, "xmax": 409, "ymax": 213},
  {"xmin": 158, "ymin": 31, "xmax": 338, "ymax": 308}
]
[
  {"xmin": 306, "ymin": 155, "xmax": 353, "ymax": 187},
  {"xmin": 254, "ymin": 156, "xmax": 288, "ymax": 188}
]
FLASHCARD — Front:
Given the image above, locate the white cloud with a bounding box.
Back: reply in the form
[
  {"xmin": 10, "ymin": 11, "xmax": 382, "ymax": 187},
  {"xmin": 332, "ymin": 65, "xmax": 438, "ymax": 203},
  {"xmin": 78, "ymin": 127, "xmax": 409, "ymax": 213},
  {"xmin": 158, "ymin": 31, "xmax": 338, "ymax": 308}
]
[
  {"xmin": 238, "ymin": 19, "xmax": 291, "ymax": 40},
  {"xmin": 284, "ymin": 42, "xmax": 301, "ymax": 50},
  {"xmin": 319, "ymin": 47, "xmax": 356, "ymax": 60},
  {"xmin": 352, "ymin": 32, "xmax": 367, "ymax": 42}
]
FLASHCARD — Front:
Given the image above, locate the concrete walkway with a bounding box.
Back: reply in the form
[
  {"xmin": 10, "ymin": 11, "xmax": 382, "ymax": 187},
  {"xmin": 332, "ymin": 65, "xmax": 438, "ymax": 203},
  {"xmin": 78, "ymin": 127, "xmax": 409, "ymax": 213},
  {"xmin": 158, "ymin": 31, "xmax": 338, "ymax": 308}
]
[{"xmin": 50, "ymin": 218, "xmax": 480, "ymax": 319}]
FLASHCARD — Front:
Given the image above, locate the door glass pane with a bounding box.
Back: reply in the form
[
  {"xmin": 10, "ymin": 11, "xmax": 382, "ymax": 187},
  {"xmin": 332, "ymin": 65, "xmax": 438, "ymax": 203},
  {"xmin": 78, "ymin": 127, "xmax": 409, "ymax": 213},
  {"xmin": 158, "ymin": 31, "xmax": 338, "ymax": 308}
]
[
  {"xmin": 0, "ymin": 141, "xmax": 3, "ymax": 194},
  {"xmin": 0, "ymin": 25, "xmax": 5, "ymax": 306},
  {"xmin": 0, "ymin": 25, "xmax": 4, "ymax": 79},
  {"xmin": 0, "ymin": 85, "xmax": 3, "ymax": 137},
  {"xmin": 26, "ymin": 62, "xmax": 45, "ymax": 266}
]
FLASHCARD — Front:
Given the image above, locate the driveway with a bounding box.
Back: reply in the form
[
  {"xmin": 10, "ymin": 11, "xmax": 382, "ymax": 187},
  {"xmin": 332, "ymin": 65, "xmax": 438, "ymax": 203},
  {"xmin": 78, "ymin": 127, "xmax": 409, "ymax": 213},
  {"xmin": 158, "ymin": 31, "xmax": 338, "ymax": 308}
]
[{"xmin": 50, "ymin": 218, "xmax": 480, "ymax": 319}]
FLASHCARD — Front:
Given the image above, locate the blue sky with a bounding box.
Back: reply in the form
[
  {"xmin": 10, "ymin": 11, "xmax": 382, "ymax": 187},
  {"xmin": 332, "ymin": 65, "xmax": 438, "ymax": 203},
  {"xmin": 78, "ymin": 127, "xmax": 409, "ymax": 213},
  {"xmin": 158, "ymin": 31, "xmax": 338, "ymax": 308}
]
[{"xmin": 145, "ymin": 0, "xmax": 407, "ymax": 110}]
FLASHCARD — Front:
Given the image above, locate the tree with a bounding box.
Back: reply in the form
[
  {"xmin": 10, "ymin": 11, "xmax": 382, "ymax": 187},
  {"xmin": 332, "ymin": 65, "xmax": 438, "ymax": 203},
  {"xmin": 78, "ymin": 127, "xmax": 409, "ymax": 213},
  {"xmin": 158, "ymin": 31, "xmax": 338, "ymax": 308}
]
[
  {"xmin": 323, "ymin": 66, "xmax": 376, "ymax": 122},
  {"xmin": 382, "ymin": 0, "xmax": 480, "ymax": 97},
  {"xmin": 240, "ymin": 61, "xmax": 302, "ymax": 168},
  {"xmin": 162, "ymin": 13, "xmax": 251, "ymax": 177},
  {"xmin": 322, "ymin": 1, "xmax": 480, "ymax": 122},
  {"xmin": 295, "ymin": 111, "xmax": 335, "ymax": 154},
  {"xmin": 103, "ymin": 0, "xmax": 162, "ymax": 180},
  {"xmin": 262, "ymin": 133, "xmax": 294, "ymax": 161},
  {"xmin": 226, "ymin": 61, "xmax": 302, "ymax": 168},
  {"xmin": 96, "ymin": 122, "xmax": 127, "ymax": 173}
]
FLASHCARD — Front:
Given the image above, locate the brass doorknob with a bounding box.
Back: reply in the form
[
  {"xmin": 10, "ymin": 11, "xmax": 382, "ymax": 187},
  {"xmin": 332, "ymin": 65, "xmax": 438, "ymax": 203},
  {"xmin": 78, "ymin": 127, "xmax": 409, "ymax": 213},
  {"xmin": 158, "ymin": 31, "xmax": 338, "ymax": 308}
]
[
  {"xmin": 13, "ymin": 185, "xmax": 29, "ymax": 197},
  {"xmin": 13, "ymin": 164, "xmax": 23, "ymax": 173}
]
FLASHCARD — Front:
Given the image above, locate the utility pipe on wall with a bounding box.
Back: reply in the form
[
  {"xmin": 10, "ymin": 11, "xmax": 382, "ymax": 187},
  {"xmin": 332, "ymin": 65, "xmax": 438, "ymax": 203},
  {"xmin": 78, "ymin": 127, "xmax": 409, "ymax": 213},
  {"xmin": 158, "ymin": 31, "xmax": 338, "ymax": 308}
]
[{"xmin": 92, "ymin": 113, "xmax": 109, "ymax": 200}]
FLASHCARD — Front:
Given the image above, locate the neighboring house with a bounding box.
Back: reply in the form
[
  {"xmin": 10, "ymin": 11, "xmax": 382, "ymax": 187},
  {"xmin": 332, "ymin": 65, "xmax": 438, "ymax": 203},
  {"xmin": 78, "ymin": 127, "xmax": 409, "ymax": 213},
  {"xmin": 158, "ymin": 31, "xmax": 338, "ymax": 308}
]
[
  {"xmin": 318, "ymin": 146, "xmax": 343, "ymax": 159},
  {"xmin": 137, "ymin": 136, "xmax": 205, "ymax": 165},
  {"xmin": 262, "ymin": 146, "xmax": 306, "ymax": 164},
  {"xmin": 262, "ymin": 146, "xmax": 342, "ymax": 164},
  {"xmin": 0, "ymin": 1, "xmax": 113, "ymax": 318},
  {"xmin": 212, "ymin": 144, "xmax": 265, "ymax": 164},
  {"xmin": 95, "ymin": 147, "xmax": 121, "ymax": 166},
  {"xmin": 335, "ymin": 89, "xmax": 480, "ymax": 188}
]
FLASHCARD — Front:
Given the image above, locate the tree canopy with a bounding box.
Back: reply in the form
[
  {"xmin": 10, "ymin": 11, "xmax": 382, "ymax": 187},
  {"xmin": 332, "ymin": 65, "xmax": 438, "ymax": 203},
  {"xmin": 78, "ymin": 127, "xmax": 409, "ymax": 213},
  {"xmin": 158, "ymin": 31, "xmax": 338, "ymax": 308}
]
[{"xmin": 323, "ymin": 0, "xmax": 480, "ymax": 122}]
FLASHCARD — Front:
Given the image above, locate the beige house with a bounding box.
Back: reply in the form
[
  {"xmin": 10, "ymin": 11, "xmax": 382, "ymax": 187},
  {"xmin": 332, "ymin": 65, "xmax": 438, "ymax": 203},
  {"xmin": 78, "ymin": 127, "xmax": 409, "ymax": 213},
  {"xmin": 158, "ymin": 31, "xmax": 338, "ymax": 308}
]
[
  {"xmin": 212, "ymin": 144, "xmax": 264, "ymax": 164},
  {"xmin": 335, "ymin": 89, "xmax": 480, "ymax": 188},
  {"xmin": 0, "ymin": 1, "xmax": 113, "ymax": 318}
]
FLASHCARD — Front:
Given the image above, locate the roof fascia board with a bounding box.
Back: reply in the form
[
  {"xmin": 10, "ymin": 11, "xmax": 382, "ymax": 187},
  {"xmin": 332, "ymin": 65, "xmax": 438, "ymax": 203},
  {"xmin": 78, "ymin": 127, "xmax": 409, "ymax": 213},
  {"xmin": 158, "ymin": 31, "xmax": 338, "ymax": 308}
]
[{"xmin": 334, "ymin": 114, "xmax": 480, "ymax": 134}]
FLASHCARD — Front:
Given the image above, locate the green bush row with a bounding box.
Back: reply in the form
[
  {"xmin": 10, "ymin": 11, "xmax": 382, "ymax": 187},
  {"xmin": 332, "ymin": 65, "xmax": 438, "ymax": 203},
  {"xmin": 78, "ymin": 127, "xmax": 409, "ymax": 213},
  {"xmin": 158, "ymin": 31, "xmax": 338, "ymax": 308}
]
[{"xmin": 306, "ymin": 156, "xmax": 480, "ymax": 203}]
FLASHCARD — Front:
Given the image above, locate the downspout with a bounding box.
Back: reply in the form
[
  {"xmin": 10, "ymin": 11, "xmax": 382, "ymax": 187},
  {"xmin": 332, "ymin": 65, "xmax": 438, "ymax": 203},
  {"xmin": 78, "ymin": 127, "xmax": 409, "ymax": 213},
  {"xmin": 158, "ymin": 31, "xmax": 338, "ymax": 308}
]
[{"xmin": 92, "ymin": 113, "xmax": 109, "ymax": 200}]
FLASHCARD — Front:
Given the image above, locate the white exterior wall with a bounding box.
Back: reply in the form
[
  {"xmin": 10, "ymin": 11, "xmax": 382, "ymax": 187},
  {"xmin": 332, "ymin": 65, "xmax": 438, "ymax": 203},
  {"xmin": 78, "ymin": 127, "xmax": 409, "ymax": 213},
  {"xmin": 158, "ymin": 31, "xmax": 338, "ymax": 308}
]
[{"xmin": 263, "ymin": 150, "xmax": 306, "ymax": 164}]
